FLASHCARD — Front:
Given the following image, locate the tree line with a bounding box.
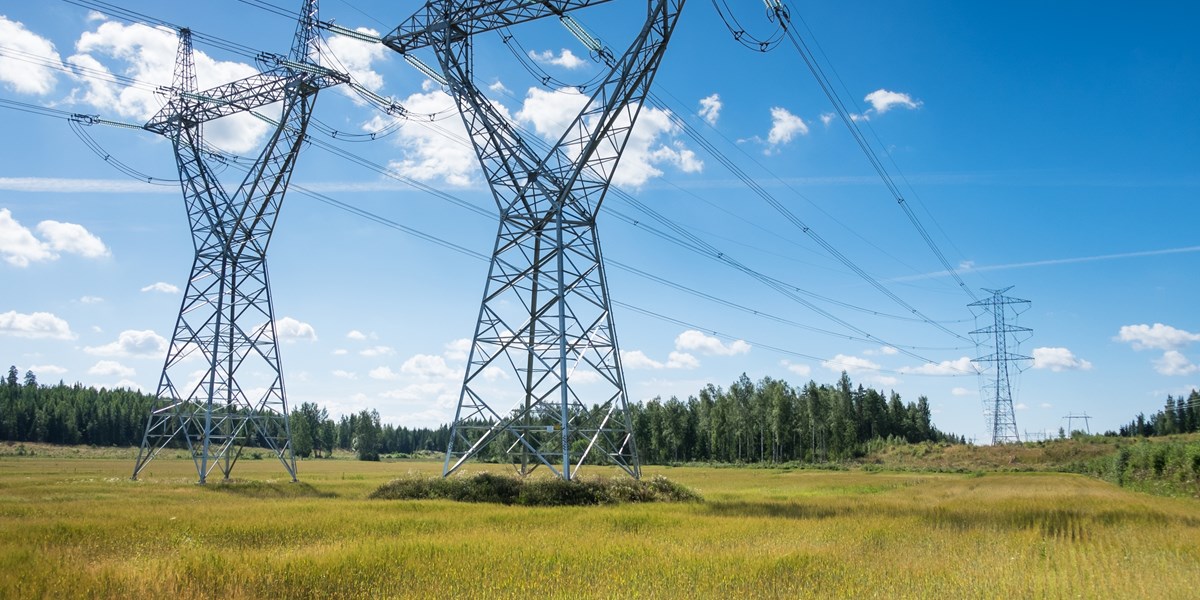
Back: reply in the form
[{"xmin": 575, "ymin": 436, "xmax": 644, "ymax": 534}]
[
  {"xmin": 0, "ymin": 365, "xmax": 449, "ymax": 460},
  {"xmin": 3, "ymin": 365, "xmax": 960, "ymax": 463},
  {"xmin": 0, "ymin": 366, "xmax": 151, "ymax": 446},
  {"xmin": 629, "ymin": 372, "xmax": 961, "ymax": 464},
  {"xmin": 1116, "ymin": 390, "xmax": 1200, "ymax": 437}
]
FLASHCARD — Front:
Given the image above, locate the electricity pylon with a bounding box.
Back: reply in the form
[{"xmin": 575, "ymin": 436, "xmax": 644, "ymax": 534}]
[
  {"xmin": 383, "ymin": 0, "xmax": 686, "ymax": 480},
  {"xmin": 1063, "ymin": 412, "xmax": 1092, "ymax": 435},
  {"xmin": 132, "ymin": 0, "xmax": 347, "ymax": 484},
  {"xmin": 969, "ymin": 286, "xmax": 1032, "ymax": 445}
]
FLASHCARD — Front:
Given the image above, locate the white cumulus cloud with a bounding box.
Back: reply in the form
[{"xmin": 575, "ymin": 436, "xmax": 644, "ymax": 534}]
[
  {"xmin": 400, "ymin": 354, "xmax": 457, "ymax": 380},
  {"xmin": 901, "ymin": 356, "xmax": 977, "ymax": 376},
  {"xmin": 766, "ymin": 106, "xmax": 808, "ymax": 150},
  {"xmin": 621, "ymin": 350, "xmax": 662, "ymax": 370},
  {"xmin": 275, "ymin": 317, "xmax": 317, "ymax": 342},
  {"xmin": 0, "ymin": 208, "xmax": 54, "ymax": 266},
  {"xmin": 781, "ymin": 360, "xmax": 812, "ymax": 377},
  {"xmin": 528, "ymin": 48, "xmax": 585, "ymax": 69},
  {"xmin": 666, "ymin": 351, "xmax": 699, "ymax": 370},
  {"xmin": 29, "ymin": 364, "xmax": 68, "ymax": 377},
  {"xmin": 1117, "ymin": 323, "xmax": 1200, "ymax": 351},
  {"xmin": 369, "ymin": 366, "xmax": 400, "ymax": 380},
  {"xmin": 863, "ymin": 89, "xmax": 921, "ymax": 114},
  {"xmin": 360, "ymin": 345, "xmax": 395, "ymax": 357},
  {"xmin": 35, "ymin": 220, "xmax": 110, "ymax": 259},
  {"xmin": 68, "ymin": 19, "xmax": 270, "ymax": 153},
  {"xmin": 1155, "ymin": 350, "xmax": 1198, "ymax": 376},
  {"xmin": 698, "ymin": 93, "xmax": 722, "ymax": 126},
  {"xmin": 0, "ymin": 16, "xmax": 63, "ymax": 95},
  {"xmin": 821, "ymin": 354, "xmax": 880, "ymax": 374},
  {"xmin": 515, "ymin": 86, "xmax": 700, "ymax": 188},
  {"xmin": 88, "ymin": 360, "xmax": 134, "ymax": 378},
  {"xmin": 1031, "ymin": 347, "xmax": 1093, "ymax": 372},
  {"xmin": 140, "ymin": 281, "xmax": 180, "ymax": 294},
  {"xmin": 325, "ymin": 26, "xmax": 387, "ymax": 94},
  {"xmin": 675, "ymin": 330, "xmax": 750, "ymax": 356},
  {"xmin": 951, "ymin": 386, "xmax": 972, "ymax": 397},
  {"xmin": 517, "ymin": 86, "xmax": 589, "ymax": 138},
  {"xmin": 0, "ymin": 310, "xmax": 74, "ymax": 340},
  {"xmin": 622, "ymin": 349, "xmax": 697, "ymax": 370},
  {"xmin": 443, "ymin": 338, "xmax": 471, "ymax": 361},
  {"xmin": 0, "ymin": 209, "xmax": 108, "ymax": 266},
  {"xmin": 84, "ymin": 329, "xmax": 166, "ymax": 357},
  {"xmin": 379, "ymin": 381, "xmax": 456, "ymax": 409},
  {"xmin": 374, "ymin": 82, "xmax": 477, "ymax": 187}
]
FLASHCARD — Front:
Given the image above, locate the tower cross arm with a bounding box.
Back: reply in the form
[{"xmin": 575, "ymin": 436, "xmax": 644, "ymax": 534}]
[
  {"xmin": 145, "ymin": 63, "xmax": 347, "ymax": 133},
  {"xmin": 382, "ymin": 0, "xmax": 614, "ymax": 54},
  {"xmin": 970, "ymin": 324, "xmax": 1033, "ymax": 336},
  {"xmin": 972, "ymin": 352, "xmax": 1032, "ymax": 363}
]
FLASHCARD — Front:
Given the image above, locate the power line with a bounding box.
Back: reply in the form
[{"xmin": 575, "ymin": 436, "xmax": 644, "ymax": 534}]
[
  {"xmin": 227, "ymin": 0, "xmax": 978, "ymax": 346},
  {"xmin": 61, "ymin": 0, "xmax": 263, "ymax": 60},
  {"xmin": 21, "ymin": 0, "xmax": 984, "ymax": 374},
  {"xmin": 540, "ymin": 13, "xmax": 975, "ymax": 348},
  {"xmin": 0, "ymin": 43, "xmax": 159, "ymax": 93},
  {"xmin": 496, "ymin": 18, "xmax": 973, "ymax": 341},
  {"xmin": 6, "ymin": 97, "xmax": 978, "ymax": 376},
  {"xmin": 761, "ymin": 2, "xmax": 980, "ymax": 302},
  {"xmin": 789, "ymin": 10, "xmax": 977, "ymax": 283}
]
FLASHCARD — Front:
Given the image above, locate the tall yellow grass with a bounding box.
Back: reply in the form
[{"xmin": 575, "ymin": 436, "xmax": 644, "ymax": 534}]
[{"xmin": 1, "ymin": 456, "xmax": 1197, "ymax": 598}]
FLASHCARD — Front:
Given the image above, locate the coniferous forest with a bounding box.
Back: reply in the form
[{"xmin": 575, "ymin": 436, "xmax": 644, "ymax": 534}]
[{"xmin": 1114, "ymin": 390, "xmax": 1200, "ymax": 437}]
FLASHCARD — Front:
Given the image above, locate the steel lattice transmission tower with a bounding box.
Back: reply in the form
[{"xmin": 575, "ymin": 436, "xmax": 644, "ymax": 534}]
[
  {"xmin": 132, "ymin": 0, "xmax": 348, "ymax": 483},
  {"xmin": 969, "ymin": 286, "xmax": 1032, "ymax": 445},
  {"xmin": 383, "ymin": 0, "xmax": 685, "ymax": 480}
]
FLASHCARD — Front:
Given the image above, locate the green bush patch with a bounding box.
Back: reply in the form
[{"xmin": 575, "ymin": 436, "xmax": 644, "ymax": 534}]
[{"xmin": 369, "ymin": 472, "xmax": 702, "ymax": 505}]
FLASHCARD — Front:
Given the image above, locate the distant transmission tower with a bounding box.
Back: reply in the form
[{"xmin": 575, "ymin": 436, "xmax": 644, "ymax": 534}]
[
  {"xmin": 383, "ymin": 0, "xmax": 685, "ymax": 480},
  {"xmin": 969, "ymin": 286, "xmax": 1032, "ymax": 445},
  {"xmin": 132, "ymin": 0, "xmax": 348, "ymax": 484},
  {"xmin": 1063, "ymin": 412, "xmax": 1092, "ymax": 435}
]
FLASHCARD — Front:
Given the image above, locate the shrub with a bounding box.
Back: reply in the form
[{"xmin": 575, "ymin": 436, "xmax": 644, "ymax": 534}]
[{"xmin": 369, "ymin": 472, "xmax": 702, "ymax": 506}]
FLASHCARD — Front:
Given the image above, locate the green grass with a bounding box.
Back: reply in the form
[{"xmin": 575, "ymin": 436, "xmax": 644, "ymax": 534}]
[{"xmin": 1, "ymin": 453, "xmax": 1199, "ymax": 598}]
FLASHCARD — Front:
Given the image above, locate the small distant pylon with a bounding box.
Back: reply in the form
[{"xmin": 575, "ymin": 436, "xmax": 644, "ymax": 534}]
[
  {"xmin": 1063, "ymin": 412, "xmax": 1092, "ymax": 435},
  {"xmin": 969, "ymin": 286, "xmax": 1032, "ymax": 445},
  {"xmin": 132, "ymin": 0, "xmax": 347, "ymax": 484}
]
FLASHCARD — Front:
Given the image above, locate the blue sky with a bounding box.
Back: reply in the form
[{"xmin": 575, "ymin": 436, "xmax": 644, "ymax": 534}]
[{"xmin": 0, "ymin": 0, "xmax": 1197, "ymax": 442}]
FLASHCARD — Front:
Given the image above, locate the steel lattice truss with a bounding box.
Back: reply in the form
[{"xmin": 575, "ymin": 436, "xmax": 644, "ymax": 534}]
[
  {"xmin": 970, "ymin": 287, "xmax": 1032, "ymax": 445},
  {"xmin": 384, "ymin": 0, "xmax": 685, "ymax": 480},
  {"xmin": 132, "ymin": 0, "xmax": 344, "ymax": 484}
]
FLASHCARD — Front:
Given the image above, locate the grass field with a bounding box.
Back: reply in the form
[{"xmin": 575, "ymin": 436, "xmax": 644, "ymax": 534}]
[{"xmin": 2, "ymin": 451, "xmax": 1198, "ymax": 598}]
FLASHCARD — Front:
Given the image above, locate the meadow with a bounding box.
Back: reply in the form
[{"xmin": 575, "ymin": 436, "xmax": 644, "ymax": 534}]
[{"xmin": 2, "ymin": 447, "xmax": 1198, "ymax": 598}]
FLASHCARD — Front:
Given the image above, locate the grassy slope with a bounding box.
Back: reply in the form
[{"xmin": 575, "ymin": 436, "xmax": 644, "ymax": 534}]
[
  {"xmin": 856, "ymin": 434, "xmax": 1200, "ymax": 498},
  {"xmin": 2, "ymin": 455, "xmax": 1199, "ymax": 598}
]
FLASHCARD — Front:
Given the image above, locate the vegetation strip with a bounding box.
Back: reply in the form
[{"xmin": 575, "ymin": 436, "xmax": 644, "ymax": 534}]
[{"xmin": 369, "ymin": 472, "xmax": 702, "ymax": 505}]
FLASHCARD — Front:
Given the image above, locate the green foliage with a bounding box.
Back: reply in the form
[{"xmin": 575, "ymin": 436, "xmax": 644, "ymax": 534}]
[
  {"xmin": 0, "ymin": 365, "xmax": 452, "ymax": 462},
  {"xmin": 2, "ymin": 365, "xmax": 959, "ymax": 472},
  {"xmin": 369, "ymin": 472, "xmax": 702, "ymax": 505},
  {"xmin": 1117, "ymin": 389, "xmax": 1200, "ymax": 437},
  {"xmin": 353, "ymin": 409, "xmax": 382, "ymax": 461},
  {"xmin": 0, "ymin": 366, "xmax": 153, "ymax": 446},
  {"xmin": 1073, "ymin": 438, "xmax": 1200, "ymax": 497},
  {"xmin": 629, "ymin": 372, "xmax": 959, "ymax": 466}
]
